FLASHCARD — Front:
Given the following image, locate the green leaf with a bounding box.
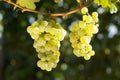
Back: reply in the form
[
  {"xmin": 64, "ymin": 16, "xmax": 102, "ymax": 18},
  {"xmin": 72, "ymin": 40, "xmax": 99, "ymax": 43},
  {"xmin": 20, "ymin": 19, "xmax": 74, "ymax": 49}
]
[
  {"xmin": 16, "ymin": 0, "xmax": 40, "ymax": 10},
  {"xmin": 110, "ymin": 4, "xmax": 118, "ymax": 14},
  {"xmin": 94, "ymin": 0, "xmax": 119, "ymax": 14}
]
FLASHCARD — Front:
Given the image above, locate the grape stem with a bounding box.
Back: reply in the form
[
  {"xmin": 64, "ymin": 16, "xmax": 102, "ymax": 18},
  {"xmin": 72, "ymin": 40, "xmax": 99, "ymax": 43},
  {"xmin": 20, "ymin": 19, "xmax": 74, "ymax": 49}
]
[{"xmin": 3, "ymin": 0, "xmax": 93, "ymax": 17}]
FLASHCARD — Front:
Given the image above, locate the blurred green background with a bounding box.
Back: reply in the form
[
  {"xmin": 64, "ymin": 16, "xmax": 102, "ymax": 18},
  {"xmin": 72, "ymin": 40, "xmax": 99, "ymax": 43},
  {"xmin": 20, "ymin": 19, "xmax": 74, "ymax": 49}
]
[{"xmin": 0, "ymin": 0, "xmax": 120, "ymax": 80}]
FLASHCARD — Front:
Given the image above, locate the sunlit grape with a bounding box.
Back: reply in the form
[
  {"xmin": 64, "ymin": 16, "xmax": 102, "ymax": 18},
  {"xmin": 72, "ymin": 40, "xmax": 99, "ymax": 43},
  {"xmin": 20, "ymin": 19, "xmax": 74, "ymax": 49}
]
[
  {"xmin": 88, "ymin": 50, "xmax": 95, "ymax": 56},
  {"xmin": 92, "ymin": 12, "xmax": 98, "ymax": 17},
  {"xmin": 80, "ymin": 36, "xmax": 91, "ymax": 44},
  {"xmin": 76, "ymin": 0, "xmax": 80, "ymax": 3},
  {"xmin": 54, "ymin": 0, "xmax": 62, "ymax": 3},
  {"xmin": 83, "ymin": 15, "xmax": 93, "ymax": 23},
  {"xmin": 78, "ymin": 21, "xmax": 86, "ymax": 29},
  {"xmin": 84, "ymin": 54, "xmax": 91, "ymax": 60},
  {"xmin": 86, "ymin": 24, "xmax": 99, "ymax": 34},
  {"xmin": 81, "ymin": 7, "xmax": 88, "ymax": 14}
]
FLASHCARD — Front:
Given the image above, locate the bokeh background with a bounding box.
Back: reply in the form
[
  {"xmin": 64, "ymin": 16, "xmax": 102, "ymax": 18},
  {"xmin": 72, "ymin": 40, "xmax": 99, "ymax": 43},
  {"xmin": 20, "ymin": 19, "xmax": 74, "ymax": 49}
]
[{"xmin": 0, "ymin": 0, "xmax": 120, "ymax": 80}]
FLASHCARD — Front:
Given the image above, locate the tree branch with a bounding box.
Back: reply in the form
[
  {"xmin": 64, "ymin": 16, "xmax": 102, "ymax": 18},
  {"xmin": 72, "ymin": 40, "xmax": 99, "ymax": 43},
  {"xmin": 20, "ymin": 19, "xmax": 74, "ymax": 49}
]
[{"xmin": 3, "ymin": 0, "xmax": 93, "ymax": 17}]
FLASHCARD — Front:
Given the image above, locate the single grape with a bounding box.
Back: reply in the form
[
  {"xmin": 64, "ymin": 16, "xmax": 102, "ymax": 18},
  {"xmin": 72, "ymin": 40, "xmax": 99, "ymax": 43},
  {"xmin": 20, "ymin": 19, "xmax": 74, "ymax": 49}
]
[
  {"xmin": 88, "ymin": 50, "xmax": 95, "ymax": 56},
  {"xmin": 27, "ymin": 26, "xmax": 41, "ymax": 40},
  {"xmin": 85, "ymin": 44, "xmax": 92, "ymax": 51},
  {"xmin": 80, "ymin": 36, "xmax": 91, "ymax": 44},
  {"xmin": 76, "ymin": 43, "xmax": 85, "ymax": 49},
  {"xmin": 92, "ymin": 12, "xmax": 98, "ymax": 17},
  {"xmin": 78, "ymin": 21, "xmax": 86, "ymax": 29},
  {"xmin": 54, "ymin": 0, "xmax": 62, "ymax": 3},
  {"xmin": 76, "ymin": 0, "xmax": 80, "ymax": 3},
  {"xmin": 84, "ymin": 54, "xmax": 91, "ymax": 60},
  {"xmin": 81, "ymin": 7, "xmax": 88, "ymax": 14},
  {"xmin": 83, "ymin": 15, "xmax": 93, "ymax": 23}
]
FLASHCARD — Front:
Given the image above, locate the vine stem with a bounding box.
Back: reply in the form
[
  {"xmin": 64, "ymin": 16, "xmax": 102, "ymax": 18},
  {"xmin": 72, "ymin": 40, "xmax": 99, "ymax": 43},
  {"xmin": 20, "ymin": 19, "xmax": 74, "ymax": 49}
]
[{"xmin": 3, "ymin": 0, "xmax": 93, "ymax": 17}]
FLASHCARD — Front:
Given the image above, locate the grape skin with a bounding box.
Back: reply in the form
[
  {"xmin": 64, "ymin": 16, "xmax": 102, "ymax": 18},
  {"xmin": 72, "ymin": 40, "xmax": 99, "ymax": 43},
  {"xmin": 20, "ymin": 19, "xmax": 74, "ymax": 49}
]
[
  {"xmin": 76, "ymin": 0, "xmax": 80, "ymax": 3},
  {"xmin": 54, "ymin": 0, "xmax": 62, "ymax": 3},
  {"xmin": 81, "ymin": 7, "xmax": 88, "ymax": 14}
]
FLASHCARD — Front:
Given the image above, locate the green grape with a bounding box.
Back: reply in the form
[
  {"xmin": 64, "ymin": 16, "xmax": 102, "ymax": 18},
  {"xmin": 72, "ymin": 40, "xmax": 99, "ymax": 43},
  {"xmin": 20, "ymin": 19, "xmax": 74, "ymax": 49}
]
[
  {"xmin": 88, "ymin": 50, "xmax": 95, "ymax": 56},
  {"xmin": 92, "ymin": 12, "xmax": 99, "ymax": 23},
  {"xmin": 44, "ymin": 33, "xmax": 53, "ymax": 41},
  {"xmin": 58, "ymin": 29, "xmax": 67, "ymax": 40},
  {"xmin": 73, "ymin": 49, "xmax": 81, "ymax": 57},
  {"xmin": 97, "ymin": 24, "xmax": 100, "ymax": 27},
  {"xmin": 46, "ymin": 62, "xmax": 54, "ymax": 71},
  {"xmin": 46, "ymin": 53, "xmax": 54, "ymax": 61},
  {"xmin": 80, "ymin": 49, "xmax": 86, "ymax": 54},
  {"xmin": 40, "ymin": 57, "xmax": 46, "ymax": 62},
  {"xmin": 70, "ymin": 21, "xmax": 87, "ymax": 32},
  {"xmin": 80, "ymin": 36, "xmax": 91, "ymax": 44},
  {"xmin": 76, "ymin": 0, "xmax": 80, "ymax": 3},
  {"xmin": 78, "ymin": 21, "xmax": 86, "ymax": 29},
  {"xmin": 84, "ymin": 54, "xmax": 91, "ymax": 60},
  {"xmin": 48, "ymin": 28, "xmax": 58, "ymax": 35},
  {"xmin": 92, "ymin": 12, "xmax": 98, "ymax": 17},
  {"xmin": 93, "ymin": 17, "xmax": 99, "ymax": 23},
  {"xmin": 37, "ymin": 51, "xmax": 59, "ymax": 71},
  {"xmin": 37, "ymin": 60, "xmax": 46, "ymax": 70},
  {"xmin": 27, "ymin": 20, "xmax": 66, "ymax": 71},
  {"xmin": 71, "ymin": 42, "xmax": 78, "ymax": 48},
  {"xmin": 85, "ymin": 44, "xmax": 92, "ymax": 51},
  {"xmin": 37, "ymin": 53, "xmax": 46, "ymax": 60},
  {"xmin": 69, "ymin": 7, "xmax": 99, "ymax": 60},
  {"xmin": 86, "ymin": 24, "xmax": 99, "ymax": 34},
  {"xmin": 40, "ymin": 21, "xmax": 48, "ymax": 26},
  {"xmin": 27, "ymin": 25, "xmax": 41, "ymax": 40},
  {"xmin": 76, "ymin": 43, "xmax": 85, "ymax": 49},
  {"xmin": 69, "ymin": 33, "xmax": 78, "ymax": 43},
  {"xmin": 37, "ymin": 37, "xmax": 46, "ymax": 46},
  {"xmin": 49, "ymin": 55, "xmax": 59, "ymax": 63},
  {"xmin": 45, "ymin": 40, "xmax": 59, "ymax": 52},
  {"xmin": 81, "ymin": 7, "xmax": 88, "ymax": 14},
  {"xmin": 54, "ymin": 0, "xmax": 62, "ymax": 3},
  {"xmin": 36, "ymin": 46, "xmax": 46, "ymax": 53},
  {"xmin": 83, "ymin": 15, "xmax": 93, "ymax": 23},
  {"xmin": 31, "ymin": 21, "xmax": 39, "ymax": 27},
  {"xmin": 53, "ymin": 51, "xmax": 60, "ymax": 57}
]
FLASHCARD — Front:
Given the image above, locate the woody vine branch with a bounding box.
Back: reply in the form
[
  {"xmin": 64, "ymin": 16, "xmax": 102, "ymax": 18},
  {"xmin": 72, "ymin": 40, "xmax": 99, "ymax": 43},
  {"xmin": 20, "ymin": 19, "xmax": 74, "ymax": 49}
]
[{"xmin": 3, "ymin": 0, "xmax": 93, "ymax": 17}]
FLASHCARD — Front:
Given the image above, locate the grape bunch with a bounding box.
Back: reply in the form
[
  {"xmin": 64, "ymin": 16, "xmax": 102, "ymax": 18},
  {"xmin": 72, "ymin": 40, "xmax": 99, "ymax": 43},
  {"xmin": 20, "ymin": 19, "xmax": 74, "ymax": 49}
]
[
  {"xmin": 27, "ymin": 20, "xmax": 66, "ymax": 71},
  {"xmin": 69, "ymin": 7, "xmax": 99, "ymax": 60}
]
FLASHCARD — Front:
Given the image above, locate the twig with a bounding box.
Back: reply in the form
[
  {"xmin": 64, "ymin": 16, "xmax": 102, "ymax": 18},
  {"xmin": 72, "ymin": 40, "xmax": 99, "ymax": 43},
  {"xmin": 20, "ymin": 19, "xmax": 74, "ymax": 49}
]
[{"xmin": 3, "ymin": 0, "xmax": 93, "ymax": 17}]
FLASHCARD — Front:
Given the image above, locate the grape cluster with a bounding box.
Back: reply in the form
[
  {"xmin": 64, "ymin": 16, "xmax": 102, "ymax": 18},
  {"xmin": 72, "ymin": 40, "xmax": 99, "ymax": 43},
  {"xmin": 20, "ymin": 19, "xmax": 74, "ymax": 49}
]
[
  {"xmin": 27, "ymin": 20, "xmax": 66, "ymax": 71},
  {"xmin": 69, "ymin": 7, "xmax": 99, "ymax": 60}
]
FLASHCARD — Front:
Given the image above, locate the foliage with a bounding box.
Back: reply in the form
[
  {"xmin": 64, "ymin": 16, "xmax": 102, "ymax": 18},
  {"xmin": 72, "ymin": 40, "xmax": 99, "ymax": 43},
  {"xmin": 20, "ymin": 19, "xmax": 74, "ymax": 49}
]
[
  {"xmin": 94, "ymin": 0, "xmax": 119, "ymax": 14},
  {"xmin": 15, "ymin": 0, "xmax": 40, "ymax": 10}
]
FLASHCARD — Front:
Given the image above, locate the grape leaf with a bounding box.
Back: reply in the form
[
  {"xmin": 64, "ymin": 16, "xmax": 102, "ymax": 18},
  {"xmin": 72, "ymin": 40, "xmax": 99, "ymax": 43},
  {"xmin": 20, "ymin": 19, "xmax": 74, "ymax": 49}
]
[
  {"xmin": 15, "ymin": 0, "xmax": 40, "ymax": 10},
  {"xmin": 109, "ymin": 4, "xmax": 118, "ymax": 14},
  {"xmin": 94, "ymin": 0, "xmax": 119, "ymax": 14}
]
